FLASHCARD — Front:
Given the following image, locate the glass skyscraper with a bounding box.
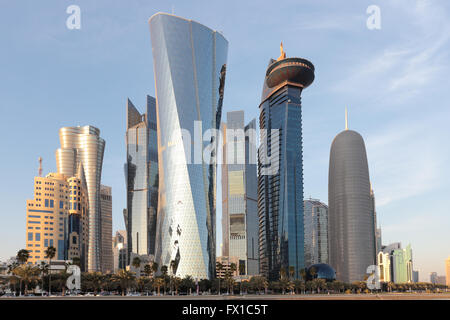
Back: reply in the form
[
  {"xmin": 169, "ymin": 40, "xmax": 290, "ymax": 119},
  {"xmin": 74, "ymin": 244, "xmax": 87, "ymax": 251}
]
[
  {"xmin": 149, "ymin": 13, "xmax": 228, "ymax": 279},
  {"xmin": 304, "ymin": 199, "xmax": 329, "ymax": 267},
  {"xmin": 221, "ymin": 111, "xmax": 259, "ymax": 275},
  {"xmin": 125, "ymin": 96, "xmax": 159, "ymax": 259},
  {"xmin": 257, "ymin": 45, "xmax": 315, "ymax": 280}
]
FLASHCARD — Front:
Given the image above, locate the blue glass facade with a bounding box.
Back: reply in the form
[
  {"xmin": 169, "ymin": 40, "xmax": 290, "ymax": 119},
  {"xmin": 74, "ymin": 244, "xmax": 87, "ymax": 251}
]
[
  {"xmin": 150, "ymin": 13, "xmax": 227, "ymax": 279},
  {"xmin": 125, "ymin": 96, "xmax": 159, "ymax": 258},
  {"xmin": 258, "ymin": 53, "xmax": 314, "ymax": 281}
]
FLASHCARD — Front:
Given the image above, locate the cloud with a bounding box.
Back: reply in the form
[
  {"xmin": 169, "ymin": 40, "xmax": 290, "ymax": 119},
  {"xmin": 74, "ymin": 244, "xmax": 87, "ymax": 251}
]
[
  {"xmin": 366, "ymin": 118, "xmax": 448, "ymax": 207},
  {"xmin": 332, "ymin": 1, "xmax": 450, "ymax": 104}
]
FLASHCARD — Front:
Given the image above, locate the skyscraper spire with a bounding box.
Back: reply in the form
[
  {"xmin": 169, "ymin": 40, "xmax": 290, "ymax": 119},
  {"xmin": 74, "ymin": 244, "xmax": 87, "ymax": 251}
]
[{"xmin": 345, "ymin": 107, "xmax": 349, "ymax": 130}]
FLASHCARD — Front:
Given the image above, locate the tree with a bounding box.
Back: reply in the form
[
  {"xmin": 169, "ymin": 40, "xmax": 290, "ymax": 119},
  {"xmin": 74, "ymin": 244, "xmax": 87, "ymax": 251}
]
[
  {"xmin": 160, "ymin": 265, "xmax": 168, "ymax": 294},
  {"xmin": 143, "ymin": 264, "xmax": 153, "ymax": 278},
  {"xmin": 113, "ymin": 270, "xmax": 136, "ymax": 296},
  {"xmin": 153, "ymin": 277, "xmax": 165, "ymax": 296},
  {"xmin": 44, "ymin": 246, "xmax": 56, "ymax": 295},
  {"xmin": 14, "ymin": 264, "xmax": 39, "ymax": 295},
  {"xmin": 288, "ymin": 266, "xmax": 295, "ymax": 280},
  {"xmin": 216, "ymin": 262, "xmax": 224, "ymax": 295},
  {"xmin": 16, "ymin": 249, "xmax": 30, "ymax": 265},
  {"xmin": 132, "ymin": 256, "xmax": 141, "ymax": 277},
  {"xmin": 151, "ymin": 262, "xmax": 159, "ymax": 277}
]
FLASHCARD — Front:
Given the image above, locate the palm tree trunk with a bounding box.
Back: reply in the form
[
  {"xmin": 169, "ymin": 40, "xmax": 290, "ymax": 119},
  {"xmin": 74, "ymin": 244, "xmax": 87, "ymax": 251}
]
[{"xmin": 48, "ymin": 259, "xmax": 52, "ymax": 295}]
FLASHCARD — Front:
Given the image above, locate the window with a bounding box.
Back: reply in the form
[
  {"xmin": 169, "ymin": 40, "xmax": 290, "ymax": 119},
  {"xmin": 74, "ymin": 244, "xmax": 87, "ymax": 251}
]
[
  {"xmin": 35, "ymin": 233, "xmax": 41, "ymax": 241},
  {"xmin": 50, "ymin": 200, "xmax": 54, "ymax": 208},
  {"xmin": 44, "ymin": 239, "xmax": 48, "ymax": 247},
  {"xmin": 50, "ymin": 239, "xmax": 54, "ymax": 247},
  {"xmin": 28, "ymin": 232, "xmax": 33, "ymax": 241},
  {"xmin": 59, "ymin": 201, "xmax": 64, "ymax": 209},
  {"xmin": 45, "ymin": 199, "xmax": 49, "ymax": 207}
]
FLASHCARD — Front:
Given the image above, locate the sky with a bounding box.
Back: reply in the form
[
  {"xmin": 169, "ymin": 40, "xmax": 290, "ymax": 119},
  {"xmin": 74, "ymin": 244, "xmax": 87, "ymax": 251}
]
[{"xmin": 0, "ymin": 0, "xmax": 449, "ymax": 281}]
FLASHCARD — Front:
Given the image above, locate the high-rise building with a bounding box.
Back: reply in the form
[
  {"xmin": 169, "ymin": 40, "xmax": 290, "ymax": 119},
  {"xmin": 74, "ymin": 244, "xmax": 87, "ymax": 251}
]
[
  {"xmin": 221, "ymin": 111, "xmax": 259, "ymax": 275},
  {"xmin": 446, "ymin": 256, "xmax": 450, "ymax": 287},
  {"xmin": 124, "ymin": 96, "xmax": 159, "ymax": 260},
  {"xmin": 377, "ymin": 251, "xmax": 391, "ymax": 282},
  {"xmin": 149, "ymin": 13, "xmax": 228, "ymax": 279},
  {"xmin": 412, "ymin": 270, "xmax": 419, "ymax": 283},
  {"xmin": 66, "ymin": 172, "xmax": 89, "ymax": 271},
  {"xmin": 328, "ymin": 112, "xmax": 376, "ymax": 283},
  {"xmin": 216, "ymin": 256, "xmax": 239, "ymax": 279},
  {"xmin": 113, "ymin": 230, "xmax": 128, "ymax": 272},
  {"xmin": 26, "ymin": 172, "xmax": 89, "ymax": 270},
  {"xmin": 304, "ymin": 199, "xmax": 329, "ymax": 267},
  {"xmin": 430, "ymin": 272, "xmax": 438, "ymax": 284},
  {"xmin": 370, "ymin": 186, "xmax": 381, "ymax": 258},
  {"xmin": 100, "ymin": 185, "xmax": 113, "ymax": 273},
  {"xmin": 382, "ymin": 242, "xmax": 413, "ymax": 284},
  {"xmin": 56, "ymin": 126, "xmax": 105, "ymax": 271},
  {"xmin": 257, "ymin": 44, "xmax": 315, "ymax": 280}
]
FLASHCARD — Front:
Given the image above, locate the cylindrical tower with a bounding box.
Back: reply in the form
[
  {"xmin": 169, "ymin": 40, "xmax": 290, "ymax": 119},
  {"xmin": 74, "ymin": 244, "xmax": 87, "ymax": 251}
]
[{"xmin": 328, "ymin": 128, "xmax": 375, "ymax": 283}]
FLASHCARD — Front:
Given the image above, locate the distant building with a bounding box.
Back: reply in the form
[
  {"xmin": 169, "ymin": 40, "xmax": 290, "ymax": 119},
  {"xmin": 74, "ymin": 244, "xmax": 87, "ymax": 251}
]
[
  {"xmin": 380, "ymin": 243, "xmax": 413, "ymax": 284},
  {"xmin": 377, "ymin": 251, "xmax": 391, "ymax": 282},
  {"xmin": 436, "ymin": 276, "xmax": 447, "ymax": 285},
  {"xmin": 430, "ymin": 272, "xmax": 438, "ymax": 284},
  {"xmin": 221, "ymin": 111, "xmax": 259, "ymax": 276},
  {"xmin": 304, "ymin": 199, "xmax": 329, "ymax": 266},
  {"xmin": 412, "ymin": 270, "xmax": 419, "ymax": 283},
  {"xmin": 113, "ymin": 230, "xmax": 128, "ymax": 273},
  {"xmin": 216, "ymin": 256, "xmax": 239, "ymax": 279},
  {"xmin": 446, "ymin": 256, "xmax": 450, "ymax": 287},
  {"xmin": 100, "ymin": 185, "xmax": 113, "ymax": 273}
]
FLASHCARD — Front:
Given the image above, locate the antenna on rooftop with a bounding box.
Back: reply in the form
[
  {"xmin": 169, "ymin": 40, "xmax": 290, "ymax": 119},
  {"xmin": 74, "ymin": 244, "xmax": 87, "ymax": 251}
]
[{"xmin": 38, "ymin": 157, "xmax": 43, "ymax": 177}]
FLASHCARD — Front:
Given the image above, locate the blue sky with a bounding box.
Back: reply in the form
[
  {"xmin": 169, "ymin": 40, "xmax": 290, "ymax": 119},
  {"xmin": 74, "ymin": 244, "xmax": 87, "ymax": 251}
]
[{"xmin": 0, "ymin": 0, "xmax": 449, "ymax": 280}]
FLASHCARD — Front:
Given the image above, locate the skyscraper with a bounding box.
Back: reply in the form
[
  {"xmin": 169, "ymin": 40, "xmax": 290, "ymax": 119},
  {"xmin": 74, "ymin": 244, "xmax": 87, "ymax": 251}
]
[
  {"xmin": 100, "ymin": 185, "xmax": 113, "ymax": 273},
  {"xmin": 56, "ymin": 126, "xmax": 105, "ymax": 271},
  {"xmin": 304, "ymin": 199, "xmax": 329, "ymax": 267},
  {"xmin": 149, "ymin": 13, "xmax": 228, "ymax": 279},
  {"xmin": 125, "ymin": 96, "xmax": 159, "ymax": 259},
  {"xmin": 113, "ymin": 230, "xmax": 128, "ymax": 272},
  {"xmin": 221, "ymin": 111, "xmax": 259, "ymax": 275},
  {"xmin": 328, "ymin": 113, "xmax": 376, "ymax": 283},
  {"xmin": 257, "ymin": 44, "xmax": 315, "ymax": 280}
]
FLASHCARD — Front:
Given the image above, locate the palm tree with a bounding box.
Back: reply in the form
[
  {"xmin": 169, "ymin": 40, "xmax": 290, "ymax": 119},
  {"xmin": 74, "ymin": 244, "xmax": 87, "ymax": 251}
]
[
  {"xmin": 143, "ymin": 264, "xmax": 153, "ymax": 278},
  {"xmin": 151, "ymin": 262, "xmax": 158, "ymax": 278},
  {"xmin": 216, "ymin": 262, "xmax": 224, "ymax": 295},
  {"xmin": 160, "ymin": 265, "xmax": 168, "ymax": 294},
  {"xmin": 299, "ymin": 268, "xmax": 307, "ymax": 294},
  {"xmin": 14, "ymin": 264, "xmax": 39, "ymax": 295},
  {"xmin": 132, "ymin": 256, "xmax": 141, "ymax": 277},
  {"xmin": 16, "ymin": 249, "xmax": 30, "ymax": 295},
  {"xmin": 7, "ymin": 261, "xmax": 19, "ymax": 295},
  {"xmin": 38, "ymin": 261, "xmax": 48, "ymax": 294},
  {"xmin": 153, "ymin": 277, "xmax": 165, "ymax": 296},
  {"xmin": 44, "ymin": 246, "xmax": 56, "ymax": 295},
  {"xmin": 16, "ymin": 249, "xmax": 30, "ymax": 264},
  {"xmin": 114, "ymin": 269, "xmax": 136, "ymax": 296},
  {"xmin": 288, "ymin": 266, "xmax": 295, "ymax": 280}
]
